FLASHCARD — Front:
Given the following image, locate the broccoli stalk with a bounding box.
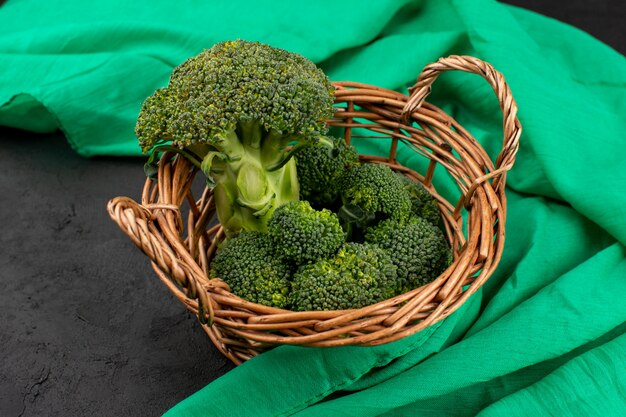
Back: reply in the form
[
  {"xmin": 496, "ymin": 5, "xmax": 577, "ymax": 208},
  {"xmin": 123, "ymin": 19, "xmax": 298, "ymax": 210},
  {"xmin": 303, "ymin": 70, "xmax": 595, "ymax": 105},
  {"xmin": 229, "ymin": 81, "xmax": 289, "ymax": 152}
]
[{"xmin": 136, "ymin": 40, "xmax": 335, "ymax": 235}]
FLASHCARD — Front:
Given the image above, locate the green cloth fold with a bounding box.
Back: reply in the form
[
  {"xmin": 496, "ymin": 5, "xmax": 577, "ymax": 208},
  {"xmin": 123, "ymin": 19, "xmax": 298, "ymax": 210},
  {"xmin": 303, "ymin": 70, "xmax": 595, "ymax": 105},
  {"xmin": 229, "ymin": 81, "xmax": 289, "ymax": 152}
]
[{"xmin": 2, "ymin": 0, "xmax": 625, "ymax": 415}]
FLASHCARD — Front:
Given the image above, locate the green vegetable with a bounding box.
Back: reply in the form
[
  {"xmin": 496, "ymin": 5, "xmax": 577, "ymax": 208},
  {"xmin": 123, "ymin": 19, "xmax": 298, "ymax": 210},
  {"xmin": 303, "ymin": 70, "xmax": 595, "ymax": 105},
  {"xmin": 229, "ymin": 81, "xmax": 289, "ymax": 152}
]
[
  {"xmin": 295, "ymin": 135, "xmax": 359, "ymax": 207},
  {"xmin": 365, "ymin": 217, "xmax": 452, "ymax": 291},
  {"xmin": 210, "ymin": 231, "xmax": 292, "ymax": 308},
  {"xmin": 338, "ymin": 163, "xmax": 412, "ymax": 238},
  {"xmin": 136, "ymin": 40, "xmax": 335, "ymax": 235},
  {"xmin": 267, "ymin": 200, "xmax": 344, "ymax": 266},
  {"xmin": 290, "ymin": 243, "xmax": 398, "ymax": 311},
  {"xmin": 397, "ymin": 173, "xmax": 441, "ymax": 225}
]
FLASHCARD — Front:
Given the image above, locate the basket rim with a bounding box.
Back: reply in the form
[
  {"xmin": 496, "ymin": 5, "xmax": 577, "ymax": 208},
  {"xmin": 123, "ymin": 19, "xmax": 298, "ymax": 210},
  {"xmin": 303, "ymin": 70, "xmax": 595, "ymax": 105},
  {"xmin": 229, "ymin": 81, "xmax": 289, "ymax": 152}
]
[{"xmin": 108, "ymin": 54, "xmax": 521, "ymax": 363}]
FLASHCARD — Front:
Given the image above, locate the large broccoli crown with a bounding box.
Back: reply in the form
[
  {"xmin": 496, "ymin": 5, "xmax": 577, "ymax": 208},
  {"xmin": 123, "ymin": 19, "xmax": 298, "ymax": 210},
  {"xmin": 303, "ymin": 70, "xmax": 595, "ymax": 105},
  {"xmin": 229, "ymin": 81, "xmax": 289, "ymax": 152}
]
[
  {"xmin": 397, "ymin": 174, "xmax": 441, "ymax": 226},
  {"xmin": 268, "ymin": 200, "xmax": 345, "ymax": 266},
  {"xmin": 365, "ymin": 217, "xmax": 451, "ymax": 291},
  {"xmin": 338, "ymin": 163, "xmax": 412, "ymax": 225},
  {"xmin": 210, "ymin": 231, "xmax": 292, "ymax": 308},
  {"xmin": 295, "ymin": 136, "xmax": 360, "ymax": 207},
  {"xmin": 290, "ymin": 243, "xmax": 398, "ymax": 311},
  {"xmin": 136, "ymin": 40, "xmax": 335, "ymax": 151}
]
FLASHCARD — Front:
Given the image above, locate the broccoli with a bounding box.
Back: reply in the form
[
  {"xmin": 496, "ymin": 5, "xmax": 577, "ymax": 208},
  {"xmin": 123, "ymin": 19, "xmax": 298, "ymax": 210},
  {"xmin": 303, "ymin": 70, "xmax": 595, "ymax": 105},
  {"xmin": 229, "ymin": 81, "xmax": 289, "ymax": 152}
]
[
  {"xmin": 267, "ymin": 201, "xmax": 344, "ymax": 266},
  {"xmin": 210, "ymin": 231, "xmax": 292, "ymax": 308},
  {"xmin": 365, "ymin": 217, "xmax": 451, "ymax": 291},
  {"xmin": 337, "ymin": 163, "xmax": 412, "ymax": 238},
  {"xmin": 290, "ymin": 243, "xmax": 398, "ymax": 311},
  {"xmin": 136, "ymin": 40, "xmax": 335, "ymax": 235},
  {"xmin": 295, "ymin": 135, "xmax": 359, "ymax": 208},
  {"xmin": 397, "ymin": 174, "xmax": 441, "ymax": 226}
]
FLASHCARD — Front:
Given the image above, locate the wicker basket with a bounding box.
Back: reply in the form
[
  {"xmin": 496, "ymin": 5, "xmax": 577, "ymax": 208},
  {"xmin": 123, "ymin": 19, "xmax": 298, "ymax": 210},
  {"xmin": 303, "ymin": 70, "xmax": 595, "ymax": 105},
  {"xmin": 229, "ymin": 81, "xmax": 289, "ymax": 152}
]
[{"xmin": 108, "ymin": 55, "xmax": 520, "ymax": 364}]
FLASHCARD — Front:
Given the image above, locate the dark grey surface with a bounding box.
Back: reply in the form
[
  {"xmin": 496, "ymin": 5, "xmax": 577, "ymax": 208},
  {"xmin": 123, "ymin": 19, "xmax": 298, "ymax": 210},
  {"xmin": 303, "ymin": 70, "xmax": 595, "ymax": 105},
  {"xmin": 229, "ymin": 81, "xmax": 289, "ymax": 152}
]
[
  {"xmin": 0, "ymin": 2, "xmax": 623, "ymax": 417},
  {"xmin": 505, "ymin": 0, "xmax": 625, "ymax": 55},
  {"xmin": 0, "ymin": 130, "xmax": 234, "ymax": 417}
]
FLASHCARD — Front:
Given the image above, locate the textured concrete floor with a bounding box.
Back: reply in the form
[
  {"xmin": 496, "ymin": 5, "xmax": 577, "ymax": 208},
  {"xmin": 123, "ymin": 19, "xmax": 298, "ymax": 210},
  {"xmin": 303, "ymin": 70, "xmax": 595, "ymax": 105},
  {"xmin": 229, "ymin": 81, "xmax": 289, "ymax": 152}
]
[
  {"xmin": 0, "ymin": 130, "xmax": 234, "ymax": 417},
  {"xmin": 0, "ymin": 1, "xmax": 622, "ymax": 416}
]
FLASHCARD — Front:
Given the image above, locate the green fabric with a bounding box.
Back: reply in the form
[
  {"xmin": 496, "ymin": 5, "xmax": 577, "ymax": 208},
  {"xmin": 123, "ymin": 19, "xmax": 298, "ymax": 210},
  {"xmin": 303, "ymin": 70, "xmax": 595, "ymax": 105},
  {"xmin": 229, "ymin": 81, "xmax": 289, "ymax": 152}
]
[{"xmin": 2, "ymin": 0, "xmax": 626, "ymax": 415}]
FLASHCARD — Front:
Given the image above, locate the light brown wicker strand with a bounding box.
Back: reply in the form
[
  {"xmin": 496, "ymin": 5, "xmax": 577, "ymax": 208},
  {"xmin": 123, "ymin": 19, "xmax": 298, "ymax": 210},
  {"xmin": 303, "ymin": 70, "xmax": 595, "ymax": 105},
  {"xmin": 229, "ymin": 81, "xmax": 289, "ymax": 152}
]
[
  {"xmin": 107, "ymin": 55, "xmax": 520, "ymax": 362},
  {"xmin": 404, "ymin": 56, "xmax": 521, "ymax": 191}
]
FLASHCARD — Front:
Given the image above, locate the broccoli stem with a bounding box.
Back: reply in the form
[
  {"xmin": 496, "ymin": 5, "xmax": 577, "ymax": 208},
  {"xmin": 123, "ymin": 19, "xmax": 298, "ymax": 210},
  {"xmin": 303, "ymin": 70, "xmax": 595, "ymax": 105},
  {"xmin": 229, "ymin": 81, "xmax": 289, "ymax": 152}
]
[
  {"xmin": 190, "ymin": 121, "xmax": 300, "ymax": 235},
  {"xmin": 145, "ymin": 122, "xmax": 301, "ymax": 235}
]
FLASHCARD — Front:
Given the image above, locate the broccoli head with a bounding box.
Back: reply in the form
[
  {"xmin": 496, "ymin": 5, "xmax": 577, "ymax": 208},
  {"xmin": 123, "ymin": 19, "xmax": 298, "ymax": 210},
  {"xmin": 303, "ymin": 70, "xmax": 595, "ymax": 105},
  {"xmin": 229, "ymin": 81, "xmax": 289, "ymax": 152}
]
[
  {"xmin": 136, "ymin": 40, "xmax": 335, "ymax": 235},
  {"xmin": 365, "ymin": 217, "xmax": 451, "ymax": 291},
  {"xmin": 268, "ymin": 200, "xmax": 344, "ymax": 266},
  {"xmin": 290, "ymin": 243, "xmax": 398, "ymax": 311},
  {"xmin": 295, "ymin": 135, "xmax": 360, "ymax": 207},
  {"xmin": 337, "ymin": 163, "xmax": 412, "ymax": 238},
  {"xmin": 210, "ymin": 231, "xmax": 292, "ymax": 308},
  {"xmin": 397, "ymin": 174, "xmax": 441, "ymax": 226}
]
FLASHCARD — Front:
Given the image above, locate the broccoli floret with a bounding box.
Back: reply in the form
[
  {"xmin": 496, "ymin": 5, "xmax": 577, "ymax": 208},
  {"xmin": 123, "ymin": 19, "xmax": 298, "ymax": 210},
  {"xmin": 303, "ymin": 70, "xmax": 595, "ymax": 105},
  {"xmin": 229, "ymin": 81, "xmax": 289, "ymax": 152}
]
[
  {"xmin": 337, "ymin": 163, "xmax": 412, "ymax": 238},
  {"xmin": 397, "ymin": 174, "xmax": 441, "ymax": 225},
  {"xmin": 268, "ymin": 201, "xmax": 344, "ymax": 266},
  {"xmin": 295, "ymin": 136, "xmax": 359, "ymax": 207},
  {"xmin": 136, "ymin": 40, "xmax": 335, "ymax": 235},
  {"xmin": 290, "ymin": 243, "xmax": 398, "ymax": 311},
  {"xmin": 365, "ymin": 217, "xmax": 451, "ymax": 291},
  {"xmin": 210, "ymin": 231, "xmax": 292, "ymax": 308}
]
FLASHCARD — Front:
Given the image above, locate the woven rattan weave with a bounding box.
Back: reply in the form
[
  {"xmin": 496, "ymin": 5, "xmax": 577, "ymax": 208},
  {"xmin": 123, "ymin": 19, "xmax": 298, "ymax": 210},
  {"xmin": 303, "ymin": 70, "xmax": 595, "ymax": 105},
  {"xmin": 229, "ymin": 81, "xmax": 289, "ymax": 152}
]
[{"xmin": 109, "ymin": 55, "xmax": 521, "ymax": 364}]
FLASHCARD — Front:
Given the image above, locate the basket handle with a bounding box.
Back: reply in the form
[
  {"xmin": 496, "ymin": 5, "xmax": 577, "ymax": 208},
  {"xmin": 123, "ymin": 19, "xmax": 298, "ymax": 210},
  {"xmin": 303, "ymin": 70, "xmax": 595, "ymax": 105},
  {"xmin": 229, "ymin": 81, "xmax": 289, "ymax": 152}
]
[
  {"xmin": 401, "ymin": 55, "xmax": 521, "ymax": 192},
  {"xmin": 107, "ymin": 196, "xmax": 215, "ymax": 324}
]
